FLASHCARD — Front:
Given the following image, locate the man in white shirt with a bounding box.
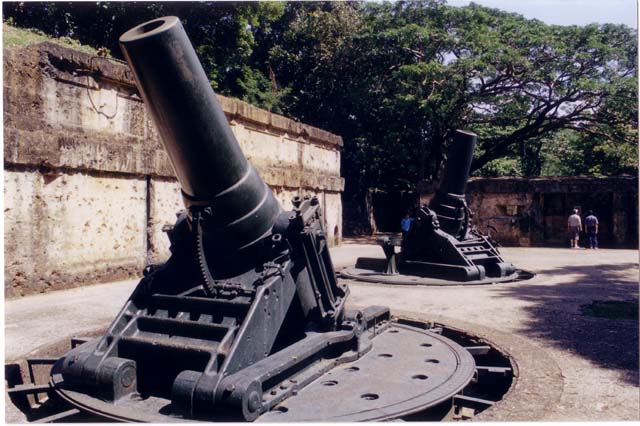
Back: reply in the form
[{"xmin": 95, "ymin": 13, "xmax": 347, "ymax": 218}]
[{"xmin": 567, "ymin": 209, "xmax": 582, "ymax": 249}]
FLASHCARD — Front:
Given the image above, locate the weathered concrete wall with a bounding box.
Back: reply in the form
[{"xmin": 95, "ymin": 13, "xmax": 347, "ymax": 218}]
[
  {"xmin": 5, "ymin": 170, "xmax": 147, "ymax": 296},
  {"xmin": 4, "ymin": 42, "xmax": 345, "ymax": 298},
  {"xmin": 466, "ymin": 190, "xmax": 534, "ymax": 246},
  {"xmin": 419, "ymin": 176, "xmax": 638, "ymax": 248}
]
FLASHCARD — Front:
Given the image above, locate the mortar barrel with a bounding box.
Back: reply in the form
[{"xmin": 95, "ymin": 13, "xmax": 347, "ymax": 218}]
[
  {"xmin": 120, "ymin": 17, "xmax": 280, "ymax": 253},
  {"xmin": 439, "ymin": 130, "xmax": 477, "ymax": 196}
]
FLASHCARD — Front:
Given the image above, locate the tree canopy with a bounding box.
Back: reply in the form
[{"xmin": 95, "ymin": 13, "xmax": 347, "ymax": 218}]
[
  {"xmin": 3, "ymin": 1, "xmax": 287, "ymax": 109},
  {"xmin": 4, "ymin": 1, "xmax": 637, "ymax": 199}
]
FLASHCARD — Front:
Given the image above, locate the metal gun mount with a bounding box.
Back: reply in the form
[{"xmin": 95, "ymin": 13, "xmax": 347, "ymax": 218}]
[
  {"xmin": 343, "ymin": 130, "xmax": 524, "ymax": 286},
  {"xmin": 46, "ymin": 17, "xmax": 477, "ymax": 422}
]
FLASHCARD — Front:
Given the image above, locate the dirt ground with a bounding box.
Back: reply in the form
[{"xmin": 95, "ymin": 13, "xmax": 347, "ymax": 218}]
[
  {"xmin": 5, "ymin": 243, "xmax": 639, "ymax": 422},
  {"xmin": 337, "ymin": 243, "xmax": 639, "ymax": 421}
]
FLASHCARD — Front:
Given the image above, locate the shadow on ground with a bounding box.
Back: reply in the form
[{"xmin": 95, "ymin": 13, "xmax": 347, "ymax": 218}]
[{"xmin": 494, "ymin": 262, "xmax": 639, "ymax": 386}]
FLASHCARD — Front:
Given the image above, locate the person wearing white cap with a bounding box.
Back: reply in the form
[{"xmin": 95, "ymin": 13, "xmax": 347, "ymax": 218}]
[{"xmin": 567, "ymin": 209, "xmax": 582, "ymax": 249}]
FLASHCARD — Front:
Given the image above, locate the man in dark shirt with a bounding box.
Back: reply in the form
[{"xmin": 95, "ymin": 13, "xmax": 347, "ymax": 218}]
[{"xmin": 584, "ymin": 210, "xmax": 599, "ymax": 249}]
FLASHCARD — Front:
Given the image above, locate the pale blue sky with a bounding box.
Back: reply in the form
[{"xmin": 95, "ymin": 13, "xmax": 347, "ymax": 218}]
[{"xmin": 447, "ymin": 0, "xmax": 638, "ymax": 29}]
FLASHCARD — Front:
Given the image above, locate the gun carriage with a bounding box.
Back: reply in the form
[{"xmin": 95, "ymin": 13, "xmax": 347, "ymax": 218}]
[
  {"xmin": 342, "ymin": 130, "xmax": 524, "ymax": 285},
  {"xmin": 40, "ymin": 17, "xmax": 480, "ymax": 422}
]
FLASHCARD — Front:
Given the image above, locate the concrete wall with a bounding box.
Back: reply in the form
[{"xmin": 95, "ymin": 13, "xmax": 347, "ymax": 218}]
[
  {"xmin": 419, "ymin": 177, "xmax": 638, "ymax": 248},
  {"xmin": 364, "ymin": 176, "xmax": 638, "ymax": 248},
  {"xmin": 4, "ymin": 42, "xmax": 345, "ymax": 298}
]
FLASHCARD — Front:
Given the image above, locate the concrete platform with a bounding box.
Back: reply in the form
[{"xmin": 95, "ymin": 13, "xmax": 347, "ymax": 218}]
[
  {"xmin": 5, "ymin": 244, "xmax": 639, "ymax": 422},
  {"xmin": 343, "ymin": 245, "xmax": 639, "ymax": 421}
]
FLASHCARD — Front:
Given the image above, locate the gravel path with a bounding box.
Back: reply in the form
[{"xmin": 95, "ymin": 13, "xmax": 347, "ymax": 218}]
[
  {"xmin": 342, "ymin": 246, "xmax": 639, "ymax": 421},
  {"xmin": 5, "ymin": 245, "xmax": 638, "ymax": 421}
]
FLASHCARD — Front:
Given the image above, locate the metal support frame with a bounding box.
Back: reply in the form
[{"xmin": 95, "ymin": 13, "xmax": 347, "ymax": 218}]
[
  {"xmin": 400, "ymin": 131, "xmax": 516, "ymax": 280},
  {"xmin": 379, "ymin": 236, "xmax": 401, "ymax": 275},
  {"xmin": 48, "ymin": 16, "xmax": 399, "ymax": 422},
  {"xmin": 53, "ymin": 195, "xmax": 360, "ymax": 420},
  {"xmin": 7, "ymin": 318, "xmax": 516, "ymax": 422}
]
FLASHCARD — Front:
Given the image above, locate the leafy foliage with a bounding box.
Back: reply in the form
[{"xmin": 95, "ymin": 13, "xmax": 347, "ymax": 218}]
[
  {"xmin": 267, "ymin": 2, "xmax": 637, "ymax": 195},
  {"xmin": 3, "ymin": 1, "xmax": 637, "ymax": 198},
  {"xmin": 3, "ymin": 1, "xmax": 287, "ymax": 108}
]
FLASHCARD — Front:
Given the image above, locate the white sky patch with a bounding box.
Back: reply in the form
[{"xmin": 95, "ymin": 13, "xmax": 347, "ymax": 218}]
[{"xmin": 446, "ymin": 0, "xmax": 638, "ymax": 29}]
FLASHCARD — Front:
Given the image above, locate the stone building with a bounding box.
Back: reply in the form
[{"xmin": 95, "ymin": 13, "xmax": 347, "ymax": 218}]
[{"xmin": 4, "ymin": 42, "xmax": 345, "ymax": 297}]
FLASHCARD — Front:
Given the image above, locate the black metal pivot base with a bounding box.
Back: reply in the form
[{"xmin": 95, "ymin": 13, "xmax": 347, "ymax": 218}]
[
  {"xmin": 400, "ymin": 205, "xmax": 518, "ymax": 282},
  {"xmin": 50, "ymin": 195, "xmax": 354, "ymax": 422},
  {"xmin": 255, "ymin": 320, "xmax": 475, "ymax": 422},
  {"xmin": 8, "ymin": 320, "xmax": 515, "ymax": 423},
  {"xmin": 342, "ymin": 227, "xmax": 528, "ymax": 286},
  {"xmin": 340, "ymin": 264, "xmax": 533, "ymax": 286},
  {"xmin": 49, "ymin": 315, "xmax": 476, "ymax": 422}
]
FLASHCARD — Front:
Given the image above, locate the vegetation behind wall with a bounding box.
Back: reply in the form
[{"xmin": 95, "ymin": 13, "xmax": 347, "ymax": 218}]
[{"xmin": 4, "ymin": 1, "xmax": 637, "ymax": 233}]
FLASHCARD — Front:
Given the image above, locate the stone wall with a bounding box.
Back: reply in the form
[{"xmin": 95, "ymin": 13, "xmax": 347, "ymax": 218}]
[
  {"xmin": 419, "ymin": 176, "xmax": 638, "ymax": 247},
  {"xmin": 4, "ymin": 42, "xmax": 345, "ymax": 298}
]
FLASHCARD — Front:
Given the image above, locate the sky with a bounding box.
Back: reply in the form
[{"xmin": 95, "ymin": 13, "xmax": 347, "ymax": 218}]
[{"xmin": 447, "ymin": 0, "xmax": 638, "ymax": 29}]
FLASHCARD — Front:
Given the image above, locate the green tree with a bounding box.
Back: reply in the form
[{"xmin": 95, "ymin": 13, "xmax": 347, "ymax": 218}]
[
  {"xmin": 267, "ymin": 1, "xmax": 637, "ymax": 197},
  {"xmin": 3, "ymin": 1, "xmax": 286, "ymax": 110},
  {"xmin": 4, "ymin": 1, "xmax": 637, "ymax": 203},
  {"xmin": 450, "ymin": 6, "xmax": 638, "ymax": 174}
]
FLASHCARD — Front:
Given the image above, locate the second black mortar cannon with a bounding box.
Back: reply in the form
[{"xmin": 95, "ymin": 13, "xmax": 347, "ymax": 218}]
[
  {"xmin": 46, "ymin": 16, "xmax": 477, "ymax": 422},
  {"xmin": 401, "ymin": 130, "xmax": 517, "ymax": 280},
  {"xmin": 345, "ymin": 130, "xmax": 521, "ymax": 284}
]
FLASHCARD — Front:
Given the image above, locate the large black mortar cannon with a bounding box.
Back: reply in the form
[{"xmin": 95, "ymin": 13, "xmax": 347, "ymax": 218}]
[
  {"xmin": 47, "ymin": 17, "xmax": 476, "ymax": 422},
  {"xmin": 347, "ymin": 130, "xmax": 519, "ymax": 284},
  {"xmin": 401, "ymin": 130, "xmax": 517, "ymax": 280}
]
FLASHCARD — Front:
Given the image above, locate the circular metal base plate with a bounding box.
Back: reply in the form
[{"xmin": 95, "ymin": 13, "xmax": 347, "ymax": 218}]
[
  {"xmin": 257, "ymin": 323, "xmax": 475, "ymax": 421},
  {"xmin": 340, "ymin": 267, "xmax": 534, "ymax": 286},
  {"xmin": 51, "ymin": 321, "xmax": 475, "ymax": 422}
]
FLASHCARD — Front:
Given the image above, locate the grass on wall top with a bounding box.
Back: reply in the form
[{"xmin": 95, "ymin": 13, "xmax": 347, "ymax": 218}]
[{"xmin": 3, "ymin": 22, "xmax": 100, "ymax": 56}]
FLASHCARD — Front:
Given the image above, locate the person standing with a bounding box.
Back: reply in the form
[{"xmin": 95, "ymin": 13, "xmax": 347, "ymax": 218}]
[
  {"xmin": 400, "ymin": 212, "xmax": 414, "ymax": 239},
  {"xmin": 567, "ymin": 209, "xmax": 582, "ymax": 249},
  {"xmin": 584, "ymin": 210, "xmax": 599, "ymax": 249}
]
